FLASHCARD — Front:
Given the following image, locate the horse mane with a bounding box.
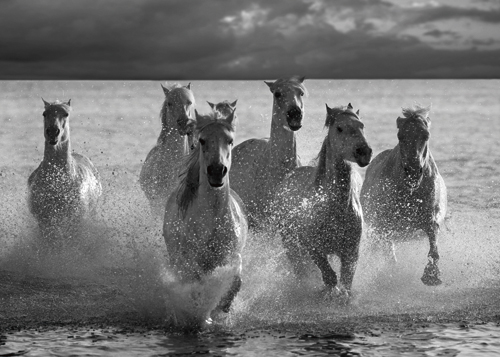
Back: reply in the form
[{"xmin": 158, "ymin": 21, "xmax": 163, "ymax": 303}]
[
  {"xmin": 401, "ymin": 104, "xmax": 431, "ymax": 120},
  {"xmin": 175, "ymin": 111, "xmax": 235, "ymax": 217},
  {"xmin": 324, "ymin": 104, "xmax": 359, "ymax": 127},
  {"xmin": 44, "ymin": 100, "xmax": 72, "ymax": 115},
  {"xmin": 273, "ymin": 76, "xmax": 309, "ymax": 97}
]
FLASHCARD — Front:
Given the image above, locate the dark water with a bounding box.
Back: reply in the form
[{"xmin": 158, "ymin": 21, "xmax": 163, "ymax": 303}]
[{"xmin": 1, "ymin": 80, "xmax": 499, "ymax": 355}]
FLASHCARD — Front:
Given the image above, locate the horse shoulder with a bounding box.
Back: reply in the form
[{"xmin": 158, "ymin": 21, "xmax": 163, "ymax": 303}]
[{"xmin": 425, "ymin": 154, "xmax": 448, "ymax": 224}]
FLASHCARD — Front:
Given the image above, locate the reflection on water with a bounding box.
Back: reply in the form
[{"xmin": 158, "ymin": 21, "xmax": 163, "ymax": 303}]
[{"xmin": 2, "ymin": 323, "xmax": 500, "ymax": 356}]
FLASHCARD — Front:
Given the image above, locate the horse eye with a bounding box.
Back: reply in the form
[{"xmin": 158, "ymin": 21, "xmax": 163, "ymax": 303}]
[
  {"xmin": 337, "ymin": 127, "xmax": 343, "ymax": 133},
  {"xmin": 199, "ymin": 138, "xmax": 205, "ymax": 145},
  {"xmin": 167, "ymin": 102, "xmax": 173, "ymax": 107},
  {"xmin": 274, "ymin": 92, "xmax": 281, "ymax": 99},
  {"xmin": 300, "ymin": 92, "xmax": 304, "ymax": 97},
  {"xmin": 228, "ymin": 139, "xmax": 233, "ymax": 145}
]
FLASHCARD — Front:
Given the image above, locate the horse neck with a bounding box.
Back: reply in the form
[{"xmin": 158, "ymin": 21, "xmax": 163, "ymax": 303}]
[
  {"xmin": 268, "ymin": 104, "xmax": 297, "ymax": 165},
  {"xmin": 314, "ymin": 139, "xmax": 354, "ymax": 203},
  {"xmin": 42, "ymin": 130, "xmax": 74, "ymax": 173},
  {"xmin": 157, "ymin": 107, "xmax": 186, "ymax": 149}
]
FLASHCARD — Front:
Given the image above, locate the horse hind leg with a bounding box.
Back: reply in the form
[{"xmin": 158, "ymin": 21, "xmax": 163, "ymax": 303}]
[{"xmin": 421, "ymin": 223, "xmax": 442, "ymax": 286}]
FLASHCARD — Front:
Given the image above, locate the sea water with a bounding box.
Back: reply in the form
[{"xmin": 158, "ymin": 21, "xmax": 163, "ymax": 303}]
[{"xmin": 0, "ymin": 80, "xmax": 499, "ymax": 356}]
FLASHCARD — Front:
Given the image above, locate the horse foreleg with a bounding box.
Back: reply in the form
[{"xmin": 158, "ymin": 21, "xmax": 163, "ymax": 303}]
[
  {"xmin": 282, "ymin": 233, "xmax": 309, "ymax": 278},
  {"xmin": 310, "ymin": 251, "xmax": 338, "ymax": 289},
  {"xmin": 421, "ymin": 223, "xmax": 442, "ymax": 286},
  {"xmin": 216, "ymin": 275, "xmax": 242, "ymax": 313},
  {"xmin": 339, "ymin": 253, "xmax": 358, "ymax": 293}
]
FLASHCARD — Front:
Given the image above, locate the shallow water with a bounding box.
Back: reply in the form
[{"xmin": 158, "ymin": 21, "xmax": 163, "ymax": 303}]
[{"xmin": 0, "ymin": 80, "xmax": 499, "ymax": 355}]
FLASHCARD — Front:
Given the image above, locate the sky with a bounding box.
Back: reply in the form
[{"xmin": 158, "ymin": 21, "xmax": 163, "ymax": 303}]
[{"xmin": 1, "ymin": 0, "xmax": 499, "ymax": 79}]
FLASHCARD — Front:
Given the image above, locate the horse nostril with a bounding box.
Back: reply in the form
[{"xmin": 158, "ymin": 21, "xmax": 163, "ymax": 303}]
[
  {"xmin": 207, "ymin": 164, "xmax": 227, "ymax": 178},
  {"xmin": 46, "ymin": 127, "xmax": 60, "ymax": 137},
  {"xmin": 287, "ymin": 106, "xmax": 302, "ymax": 121}
]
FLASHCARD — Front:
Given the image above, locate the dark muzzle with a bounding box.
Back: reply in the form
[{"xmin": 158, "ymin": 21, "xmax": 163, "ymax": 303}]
[
  {"xmin": 207, "ymin": 163, "xmax": 228, "ymax": 187},
  {"xmin": 354, "ymin": 145, "xmax": 372, "ymax": 167},
  {"xmin": 286, "ymin": 106, "xmax": 303, "ymax": 131},
  {"xmin": 46, "ymin": 127, "xmax": 60, "ymax": 145}
]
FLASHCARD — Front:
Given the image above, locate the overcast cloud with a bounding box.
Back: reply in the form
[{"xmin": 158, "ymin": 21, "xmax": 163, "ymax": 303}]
[{"xmin": 1, "ymin": 0, "xmax": 499, "ymax": 79}]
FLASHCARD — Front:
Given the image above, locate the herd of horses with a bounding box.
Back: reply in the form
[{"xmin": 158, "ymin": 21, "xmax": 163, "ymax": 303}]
[{"xmin": 26, "ymin": 76, "xmax": 447, "ymax": 327}]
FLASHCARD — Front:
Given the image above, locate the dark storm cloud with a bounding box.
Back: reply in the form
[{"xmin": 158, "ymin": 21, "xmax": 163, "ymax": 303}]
[{"xmin": 0, "ymin": 0, "xmax": 499, "ymax": 79}]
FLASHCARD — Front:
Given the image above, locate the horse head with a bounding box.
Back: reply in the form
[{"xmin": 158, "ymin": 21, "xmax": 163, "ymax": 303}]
[
  {"xmin": 161, "ymin": 83, "xmax": 195, "ymax": 135},
  {"xmin": 42, "ymin": 98, "xmax": 72, "ymax": 146},
  {"xmin": 325, "ymin": 103, "xmax": 372, "ymax": 167},
  {"xmin": 207, "ymin": 100, "xmax": 238, "ymax": 118},
  {"xmin": 396, "ymin": 105, "xmax": 431, "ymax": 190},
  {"xmin": 265, "ymin": 76, "xmax": 306, "ymax": 132},
  {"xmin": 195, "ymin": 109, "xmax": 236, "ymax": 188}
]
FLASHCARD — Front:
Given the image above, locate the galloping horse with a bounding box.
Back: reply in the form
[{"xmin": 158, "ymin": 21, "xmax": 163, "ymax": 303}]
[
  {"xmin": 163, "ymin": 109, "xmax": 247, "ymax": 327},
  {"xmin": 28, "ymin": 99, "xmax": 102, "ymax": 244},
  {"xmin": 208, "ymin": 100, "xmax": 237, "ymax": 118},
  {"xmin": 140, "ymin": 83, "xmax": 195, "ymax": 215},
  {"xmin": 231, "ymin": 76, "xmax": 306, "ymax": 228},
  {"xmin": 360, "ymin": 105, "xmax": 447, "ymax": 286},
  {"xmin": 274, "ymin": 104, "xmax": 372, "ymax": 295}
]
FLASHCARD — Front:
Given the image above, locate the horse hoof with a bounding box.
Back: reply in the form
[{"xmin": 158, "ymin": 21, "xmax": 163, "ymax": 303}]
[{"xmin": 421, "ymin": 263, "xmax": 442, "ymax": 286}]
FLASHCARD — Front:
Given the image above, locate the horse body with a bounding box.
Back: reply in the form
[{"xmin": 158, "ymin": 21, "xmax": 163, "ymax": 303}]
[
  {"xmin": 140, "ymin": 83, "xmax": 195, "ymax": 215},
  {"xmin": 360, "ymin": 105, "xmax": 447, "ymax": 286},
  {"xmin": 163, "ymin": 110, "xmax": 247, "ymax": 327},
  {"xmin": 231, "ymin": 76, "xmax": 306, "ymax": 227},
  {"xmin": 28, "ymin": 99, "xmax": 102, "ymax": 242},
  {"xmin": 275, "ymin": 104, "xmax": 372, "ymax": 294}
]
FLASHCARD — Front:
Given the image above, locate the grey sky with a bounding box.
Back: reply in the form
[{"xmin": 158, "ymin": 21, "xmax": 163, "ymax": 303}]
[{"xmin": 1, "ymin": 0, "xmax": 499, "ymax": 79}]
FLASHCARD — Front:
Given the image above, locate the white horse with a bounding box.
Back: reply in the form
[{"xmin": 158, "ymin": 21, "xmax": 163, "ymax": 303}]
[
  {"xmin": 140, "ymin": 83, "xmax": 195, "ymax": 215},
  {"xmin": 28, "ymin": 99, "xmax": 102, "ymax": 244},
  {"xmin": 231, "ymin": 76, "xmax": 307, "ymax": 228},
  {"xmin": 163, "ymin": 109, "xmax": 247, "ymax": 329},
  {"xmin": 274, "ymin": 104, "xmax": 372, "ymax": 296},
  {"xmin": 207, "ymin": 99, "xmax": 237, "ymax": 118},
  {"xmin": 360, "ymin": 105, "xmax": 447, "ymax": 286}
]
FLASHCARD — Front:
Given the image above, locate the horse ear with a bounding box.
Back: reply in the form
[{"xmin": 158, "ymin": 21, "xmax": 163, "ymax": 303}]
[
  {"xmin": 186, "ymin": 82, "xmax": 191, "ymax": 90},
  {"xmin": 264, "ymin": 81, "xmax": 274, "ymax": 92},
  {"xmin": 207, "ymin": 101, "xmax": 215, "ymax": 110},
  {"xmin": 298, "ymin": 76, "xmax": 305, "ymax": 83},
  {"xmin": 347, "ymin": 103, "xmax": 353, "ymax": 109},
  {"xmin": 65, "ymin": 99, "xmax": 71, "ymax": 106},
  {"xmin": 42, "ymin": 98, "xmax": 51, "ymax": 109},
  {"xmin": 231, "ymin": 99, "xmax": 238, "ymax": 107},
  {"xmin": 356, "ymin": 109, "xmax": 360, "ymax": 115},
  {"xmin": 325, "ymin": 103, "xmax": 333, "ymax": 115},
  {"xmin": 161, "ymin": 84, "xmax": 169, "ymax": 95},
  {"xmin": 225, "ymin": 108, "xmax": 236, "ymax": 127},
  {"xmin": 396, "ymin": 117, "xmax": 405, "ymax": 129}
]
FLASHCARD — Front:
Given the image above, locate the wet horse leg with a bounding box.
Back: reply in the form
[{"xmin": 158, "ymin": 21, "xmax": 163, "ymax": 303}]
[
  {"xmin": 216, "ymin": 275, "xmax": 242, "ymax": 313},
  {"xmin": 339, "ymin": 252, "xmax": 359, "ymax": 293},
  {"xmin": 310, "ymin": 251, "xmax": 338, "ymax": 289},
  {"xmin": 421, "ymin": 222, "xmax": 442, "ymax": 286},
  {"xmin": 282, "ymin": 232, "xmax": 309, "ymax": 278}
]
